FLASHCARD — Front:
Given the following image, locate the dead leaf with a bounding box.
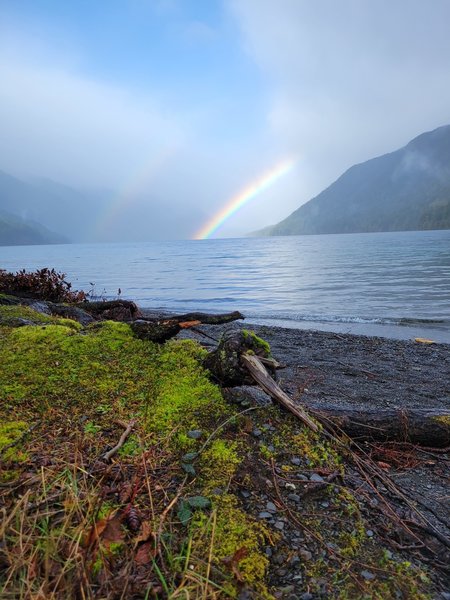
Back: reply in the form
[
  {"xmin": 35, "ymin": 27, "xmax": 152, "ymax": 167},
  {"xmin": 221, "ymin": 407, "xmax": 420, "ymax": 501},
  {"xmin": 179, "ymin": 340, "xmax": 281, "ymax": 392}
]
[
  {"xmin": 135, "ymin": 520, "xmax": 153, "ymax": 544},
  {"xmin": 83, "ymin": 517, "xmax": 109, "ymax": 549},
  {"xmin": 135, "ymin": 541, "xmax": 156, "ymax": 565},
  {"xmin": 83, "ymin": 511, "xmax": 124, "ymax": 550},
  {"xmin": 101, "ymin": 513, "xmax": 125, "ymax": 551}
]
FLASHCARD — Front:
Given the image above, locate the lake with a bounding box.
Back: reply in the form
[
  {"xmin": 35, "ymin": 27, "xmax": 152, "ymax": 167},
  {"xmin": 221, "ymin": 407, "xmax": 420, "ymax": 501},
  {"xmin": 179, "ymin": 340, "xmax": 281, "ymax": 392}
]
[{"xmin": 1, "ymin": 229, "xmax": 450, "ymax": 342}]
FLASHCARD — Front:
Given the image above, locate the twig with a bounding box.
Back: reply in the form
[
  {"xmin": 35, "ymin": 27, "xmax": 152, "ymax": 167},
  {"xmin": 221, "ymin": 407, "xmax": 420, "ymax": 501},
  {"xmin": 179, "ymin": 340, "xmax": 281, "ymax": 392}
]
[{"xmin": 102, "ymin": 420, "xmax": 136, "ymax": 462}]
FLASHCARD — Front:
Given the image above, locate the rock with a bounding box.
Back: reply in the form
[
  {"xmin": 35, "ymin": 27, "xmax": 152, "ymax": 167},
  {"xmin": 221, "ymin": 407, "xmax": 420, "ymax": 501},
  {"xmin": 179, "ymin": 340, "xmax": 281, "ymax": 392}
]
[
  {"xmin": 258, "ymin": 512, "xmax": 273, "ymax": 519},
  {"xmin": 310, "ymin": 473, "xmax": 324, "ymax": 483},
  {"xmin": 28, "ymin": 301, "xmax": 52, "ymax": 315},
  {"xmin": 366, "ymin": 529, "xmax": 374, "ymax": 537},
  {"xmin": 187, "ymin": 430, "xmax": 202, "ymax": 439},
  {"xmin": 274, "ymin": 520, "xmax": 285, "ymax": 530},
  {"xmin": 203, "ymin": 329, "xmax": 271, "ymax": 387},
  {"xmin": 300, "ymin": 593, "xmax": 313, "ymax": 600},
  {"xmin": 266, "ymin": 501, "xmax": 277, "ymax": 513},
  {"xmin": 48, "ymin": 303, "xmax": 95, "ymax": 325},
  {"xmin": 360, "ymin": 570, "xmax": 376, "ymax": 581},
  {"xmin": 287, "ymin": 493, "xmax": 301, "ymax": 503},
  {"xmin": 291, "ymin": 457, "xmax": 301, "ymax": 465},
  {"xmin": 299, "ymin": 549, "xmax": 312, "ymax": 561},
  {"xmin": 252, "ymin": 428, "xmax": 262, "ymax": 438}
]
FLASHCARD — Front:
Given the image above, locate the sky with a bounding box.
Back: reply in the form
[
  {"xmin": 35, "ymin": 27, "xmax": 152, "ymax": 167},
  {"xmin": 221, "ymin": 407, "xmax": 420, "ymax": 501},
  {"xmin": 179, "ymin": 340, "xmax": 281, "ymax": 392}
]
[{"xmin": 1, "ymin": 0, "xmax": 450, "ymax": 240}]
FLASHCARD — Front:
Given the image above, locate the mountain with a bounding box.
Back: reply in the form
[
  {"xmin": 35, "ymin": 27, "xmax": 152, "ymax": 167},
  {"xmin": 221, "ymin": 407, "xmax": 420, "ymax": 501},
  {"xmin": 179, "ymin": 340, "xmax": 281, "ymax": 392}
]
[
  {"xmin": 0, "ymin": 170, "xmax": 112, "ymax": 243},
  {"xmin": 0, "ymin": 210, "xmax": 67, "ymax": 246},
  {"xmin": 257, "ymin": 125, "xmax": 450, "ymax": 236}
]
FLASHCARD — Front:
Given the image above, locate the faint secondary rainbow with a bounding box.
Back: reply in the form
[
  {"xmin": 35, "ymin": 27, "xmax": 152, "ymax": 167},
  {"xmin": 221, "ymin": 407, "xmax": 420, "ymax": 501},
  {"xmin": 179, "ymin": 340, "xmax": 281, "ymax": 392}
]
[
  {"xmin": 90, "ymin": 146, "xmax": 176, "ymax": 239},
  {"xmin": 193, "ymin": 157, "xmax": 296, "ymax": 240}
]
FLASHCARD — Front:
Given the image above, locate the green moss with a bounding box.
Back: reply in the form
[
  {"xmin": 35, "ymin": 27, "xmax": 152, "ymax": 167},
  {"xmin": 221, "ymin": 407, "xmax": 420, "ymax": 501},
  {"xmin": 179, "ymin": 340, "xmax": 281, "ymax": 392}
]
[
  {"xmin": 0, "ymin": 305, "xmax": 81, "ymax": 330},
  {"xmin": 149, "ymin": 339, "xmax": 228, "ymax": 437},
  {"xmin": 200, "ymin": 439, "xmax": 241, "ymax": 491},
  {"xmin": 0, "ymin": 420, "xmax": 29, "ymax": 463},
  {"xmin": 291, "ymin": 428, "xmax": 342, "ymax": 469},
  {"xmin": 192, "ymin": 495, "xmax": 271, "ymax": 597},
  {"xmin": 242, "ymin": 329, "xmax": 271, "ymax": 355}
]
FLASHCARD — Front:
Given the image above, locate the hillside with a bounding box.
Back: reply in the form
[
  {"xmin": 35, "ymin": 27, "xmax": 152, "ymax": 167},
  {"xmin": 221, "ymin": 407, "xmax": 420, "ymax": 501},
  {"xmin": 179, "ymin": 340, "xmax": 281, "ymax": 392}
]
[
  {"xmin": 257, "ymin": 125, "xmax": 450, "ymax": 236},
  {"xmin": 0, "ymin": 170, "xmax": 104, "ymax": 243},
  {"xmin": 0, "ymin": 211, "xmax": 67, "ymax": 246}
]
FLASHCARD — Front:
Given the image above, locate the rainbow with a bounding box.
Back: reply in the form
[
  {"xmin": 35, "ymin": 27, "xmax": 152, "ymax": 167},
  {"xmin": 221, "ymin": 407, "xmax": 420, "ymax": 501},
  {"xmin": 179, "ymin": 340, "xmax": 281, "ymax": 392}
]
[{"xmin": 193, "ymin": 157, "xmax": 296, "ymax": 240}]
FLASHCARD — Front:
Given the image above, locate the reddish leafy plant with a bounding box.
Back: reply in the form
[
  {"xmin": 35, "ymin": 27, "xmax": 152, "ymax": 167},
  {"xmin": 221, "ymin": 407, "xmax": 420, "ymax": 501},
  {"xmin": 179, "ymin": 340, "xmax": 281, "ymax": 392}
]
[{"xmin": 0, "ymin": 268, "xmax": 86, "ymax": 303}]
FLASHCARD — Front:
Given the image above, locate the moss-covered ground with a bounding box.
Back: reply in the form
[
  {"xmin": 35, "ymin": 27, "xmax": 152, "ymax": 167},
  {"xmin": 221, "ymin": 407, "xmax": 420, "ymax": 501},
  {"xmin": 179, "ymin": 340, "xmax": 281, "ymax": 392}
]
[{"xmin": 0, "ymin": 304, "xmax": 436, "ymax": 599}]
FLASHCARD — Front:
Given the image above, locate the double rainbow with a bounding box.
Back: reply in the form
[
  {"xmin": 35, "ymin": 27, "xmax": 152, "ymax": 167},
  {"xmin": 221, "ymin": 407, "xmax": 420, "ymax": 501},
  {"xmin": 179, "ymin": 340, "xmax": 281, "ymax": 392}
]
[{"xmin": 193, "ymin": 157, "xmax": 296, "ymax": 240}]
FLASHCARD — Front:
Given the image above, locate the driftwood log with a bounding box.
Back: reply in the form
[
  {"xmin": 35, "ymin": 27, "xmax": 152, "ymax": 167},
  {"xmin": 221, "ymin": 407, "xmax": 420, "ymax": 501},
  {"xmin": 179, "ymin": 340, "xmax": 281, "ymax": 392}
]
[
  {"xmin": 310, "ymin": 406, "xmax": 450, "ymax": 447},
  {"xmin": 131, "ymin": 311, "xmax": 244, "ymax": 343},
  {"xmin": 79, "ymin": 300, "xmax": 141, "ymax": 321}
]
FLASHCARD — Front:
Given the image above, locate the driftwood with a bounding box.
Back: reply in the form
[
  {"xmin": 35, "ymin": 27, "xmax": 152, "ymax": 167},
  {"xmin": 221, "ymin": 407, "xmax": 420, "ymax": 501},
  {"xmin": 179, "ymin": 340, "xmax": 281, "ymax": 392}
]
[
  {"xmin": 138, "ymin": 310, "xmax": 244, "ymax": 325},
  {"xmin": 242, "ymin": 354, "xmax": 319, "ymax": 432},
  {"xmin": 132, "ymin": 311, "xmax": 244, "ymax": 344},
  {"xmin": 310, "ymin": 406, "xmax": 450, "ymax": 447},
  {"xmin": 80, "ymin": 300, "xmax": 140, "ymax": 322}
]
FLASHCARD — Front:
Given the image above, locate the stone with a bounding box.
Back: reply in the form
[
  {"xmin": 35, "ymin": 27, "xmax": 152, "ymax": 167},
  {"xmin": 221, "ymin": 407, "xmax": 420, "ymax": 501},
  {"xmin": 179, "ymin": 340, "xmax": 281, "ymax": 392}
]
[
  {"xmin": 310, "ymin": 473, "xmax": 324, "ymax": 483},
  {"xmin": 258, "ymin": 512, "xmax": 273, "ymax": 519},
  {"xmin": 274, "ymin": 520, "xmax": 285, "ymax": 530},
  {"xmin": 291, "ymin": 457, "xmax": 301, "ymax": 465},
  {"xmin": 187, "ymin": 430, "xmax": 202, "ymax": 439},
  {"xmin": 299, "ymin": 549, "xmax": 312, "ymax": 561},
  {"xmin": 252, "ymin": 428, "xmax": 262, "ymax": 437},
  {"xmin": 361, "ymin": 570, "xmax": 376, "ymax": 581},
  {"xmin": 266, "ymin": 501, "xmax": 277, "ymax": 513},
  {"xmin": 287, "ymin": 493, "xmax": 301, "ymax": 503}
]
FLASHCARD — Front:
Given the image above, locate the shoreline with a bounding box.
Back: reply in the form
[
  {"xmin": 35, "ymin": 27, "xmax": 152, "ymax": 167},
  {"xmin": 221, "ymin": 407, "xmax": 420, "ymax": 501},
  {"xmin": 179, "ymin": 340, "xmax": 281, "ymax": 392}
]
[
  {"xmin": 139, "ymin": 307, "xmax": 450, "ymax": 344},
  {"xmin": 169, "ymin": 314, "xmax": 450, "ymax": 413}
]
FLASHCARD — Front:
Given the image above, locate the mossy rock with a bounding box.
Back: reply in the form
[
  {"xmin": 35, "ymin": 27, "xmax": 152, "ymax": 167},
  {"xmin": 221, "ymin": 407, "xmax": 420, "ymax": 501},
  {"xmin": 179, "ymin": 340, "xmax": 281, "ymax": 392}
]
[{"xmin": 203, "ymin": 329, "xmax": 272, "ymax": 386}]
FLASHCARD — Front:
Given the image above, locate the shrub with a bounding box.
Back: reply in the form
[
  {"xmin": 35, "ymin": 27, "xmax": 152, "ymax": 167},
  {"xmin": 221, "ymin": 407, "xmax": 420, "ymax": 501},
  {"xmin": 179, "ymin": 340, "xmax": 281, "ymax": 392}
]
[{"xmin": 0, "ymin": 268, "xmax": 86, "ymax": 303}]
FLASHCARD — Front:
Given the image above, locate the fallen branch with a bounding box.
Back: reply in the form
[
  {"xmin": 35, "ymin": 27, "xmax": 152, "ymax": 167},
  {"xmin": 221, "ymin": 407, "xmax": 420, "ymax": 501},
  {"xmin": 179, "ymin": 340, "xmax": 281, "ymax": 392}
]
[
  {"xmin": 241, "ymin": 353, "xmax": 319, "ymax": 432},
  {"xmin": 102, "ymin": 420, "xmax": 136, "ymax": 462},
  {"xmin": 138, "ymin": 310, "xmax": 244, "ymax": 325},
  {"xmin": 131, "ymin": 311, "xmax": 244, "ymax": 343}
]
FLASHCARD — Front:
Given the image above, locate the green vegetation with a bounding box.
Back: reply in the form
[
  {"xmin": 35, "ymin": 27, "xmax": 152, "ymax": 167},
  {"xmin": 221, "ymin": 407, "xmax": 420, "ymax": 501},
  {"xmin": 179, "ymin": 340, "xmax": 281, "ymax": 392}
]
[{"xmin": 0, "ymin": 303, "xmax": 436, "ymax": 599}]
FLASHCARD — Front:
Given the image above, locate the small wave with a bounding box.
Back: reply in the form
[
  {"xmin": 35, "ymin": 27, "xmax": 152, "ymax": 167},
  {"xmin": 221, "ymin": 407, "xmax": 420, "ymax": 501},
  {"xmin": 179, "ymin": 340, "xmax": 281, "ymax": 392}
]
[{"xmin": 249, "ymin": 312, "xmax": 449, "ymax": 327}]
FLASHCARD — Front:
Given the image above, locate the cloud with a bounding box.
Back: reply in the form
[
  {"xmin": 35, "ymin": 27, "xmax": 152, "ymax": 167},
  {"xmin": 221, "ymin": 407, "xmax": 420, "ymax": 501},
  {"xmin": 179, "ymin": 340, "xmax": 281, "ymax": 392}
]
[
  {"xmin": 229, "ymin": 0, "xmax": 450, "ymax": 200},
  {"xmin": 0, "ymin": 60, "xmax": 184, "ymax": 188}
]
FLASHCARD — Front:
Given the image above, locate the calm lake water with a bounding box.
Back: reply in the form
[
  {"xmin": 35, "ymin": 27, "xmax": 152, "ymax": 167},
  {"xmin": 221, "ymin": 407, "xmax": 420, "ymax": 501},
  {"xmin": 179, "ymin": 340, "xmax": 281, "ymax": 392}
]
[{"xmin": 1, "ymin": 230, "xmax": 450, "ymax": 342}]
